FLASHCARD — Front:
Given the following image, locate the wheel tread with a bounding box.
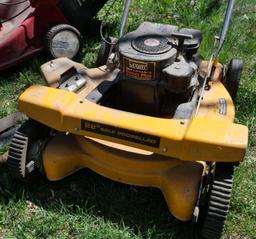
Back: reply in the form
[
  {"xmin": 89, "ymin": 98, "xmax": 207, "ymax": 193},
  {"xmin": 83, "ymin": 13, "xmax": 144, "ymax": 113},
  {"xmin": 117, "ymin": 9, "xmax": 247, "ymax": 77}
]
[{"xmin": 200, "ymin": 163, "xmax": 234, "ymax": 239}]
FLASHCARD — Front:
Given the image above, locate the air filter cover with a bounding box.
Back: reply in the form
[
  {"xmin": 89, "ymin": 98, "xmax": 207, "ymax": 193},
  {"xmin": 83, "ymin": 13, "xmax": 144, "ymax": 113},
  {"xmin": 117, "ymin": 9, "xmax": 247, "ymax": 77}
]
[{"xmin": 132, "ymin": 34, "xmax": 172, "ymax": 54}]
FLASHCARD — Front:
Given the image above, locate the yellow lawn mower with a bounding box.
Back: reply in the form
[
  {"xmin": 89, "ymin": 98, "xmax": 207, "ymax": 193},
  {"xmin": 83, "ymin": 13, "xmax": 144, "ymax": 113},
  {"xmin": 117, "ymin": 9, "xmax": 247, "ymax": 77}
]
[{"xmin": 7, "ymin": 0, "xmax": 248, "ymax": 238}]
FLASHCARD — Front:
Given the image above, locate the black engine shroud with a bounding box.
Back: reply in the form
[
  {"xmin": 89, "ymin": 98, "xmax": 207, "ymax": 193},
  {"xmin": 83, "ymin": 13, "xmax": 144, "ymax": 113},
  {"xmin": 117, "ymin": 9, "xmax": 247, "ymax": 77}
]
[{"xmin": 113, "ymin": 22, "xmax": 202, "ymax": 116}]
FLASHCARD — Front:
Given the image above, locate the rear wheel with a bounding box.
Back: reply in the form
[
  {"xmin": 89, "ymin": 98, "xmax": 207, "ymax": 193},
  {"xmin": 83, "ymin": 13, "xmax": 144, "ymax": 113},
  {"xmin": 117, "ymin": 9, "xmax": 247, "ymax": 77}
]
[
  {"xmin": 195, "ymin": 163, "xmax": 234, "ymax": 239},
  {"xmin": 7, "ymin": 120, "xmax": 50, "ymax": 181},
  {"xmin": 224, "ymin": 59, "xmax": 243, "ymax": 101}
]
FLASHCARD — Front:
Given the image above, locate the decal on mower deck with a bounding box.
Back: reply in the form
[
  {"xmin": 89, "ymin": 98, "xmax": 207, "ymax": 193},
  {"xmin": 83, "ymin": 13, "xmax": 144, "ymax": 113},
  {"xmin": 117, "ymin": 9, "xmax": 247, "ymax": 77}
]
[
  {"xmin": 81, "ymin": 120, "xmax": 160, "ymax": 148},
  {"xmin": 219, "ymin": 98, "xmax": 227, "ymax": 115},
  {"xmin": 123, "ymin": 57, "xmax": 156, "ymax": 81}
]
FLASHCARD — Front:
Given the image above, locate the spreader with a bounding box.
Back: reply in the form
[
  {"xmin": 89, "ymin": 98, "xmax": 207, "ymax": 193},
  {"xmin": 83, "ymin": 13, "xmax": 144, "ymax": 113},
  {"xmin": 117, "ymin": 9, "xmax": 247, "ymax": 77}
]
[{"xmin": 7, "ymin": 0, "xmax": 248, "ymax": 238}]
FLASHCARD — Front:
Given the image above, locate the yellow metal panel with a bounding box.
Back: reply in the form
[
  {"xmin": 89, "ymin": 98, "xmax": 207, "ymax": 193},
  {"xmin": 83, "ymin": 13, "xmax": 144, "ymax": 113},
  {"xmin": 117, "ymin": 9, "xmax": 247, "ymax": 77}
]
[{"xmin": 19, "ymin": 85, "xmax": 248, "ymax": 162}]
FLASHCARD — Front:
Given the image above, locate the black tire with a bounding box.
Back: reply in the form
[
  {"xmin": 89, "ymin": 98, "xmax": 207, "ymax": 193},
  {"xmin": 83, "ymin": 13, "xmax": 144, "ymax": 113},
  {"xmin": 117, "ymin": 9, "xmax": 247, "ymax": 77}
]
[
  {"xmin": 45, "ymin": 24, "xmax": 82, "ymax": 60},
  {"xmin": 7, "ymin": 120, "xmax": 49, "ymax": 181},
  {"xmin": 224, "ymin": 59, "xmax": 243, "ymax": 101},
  {"xmin": 59, "ymin": 0, "xmax": 108, "ymax": 32},
  {"xmin": 196, "ymin": 163, "xmax": 234, "ymax": 239},
  {"xmin": 96, "ymin": 37, "xmax": 117, "ymax": 67}
]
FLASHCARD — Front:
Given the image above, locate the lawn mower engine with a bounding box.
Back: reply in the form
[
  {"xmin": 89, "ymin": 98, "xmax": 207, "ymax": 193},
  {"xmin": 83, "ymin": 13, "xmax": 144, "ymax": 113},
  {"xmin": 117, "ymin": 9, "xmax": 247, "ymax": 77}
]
[{"xmin": 112, "ymin": 22, "xmax": 202, "ymax": 117}]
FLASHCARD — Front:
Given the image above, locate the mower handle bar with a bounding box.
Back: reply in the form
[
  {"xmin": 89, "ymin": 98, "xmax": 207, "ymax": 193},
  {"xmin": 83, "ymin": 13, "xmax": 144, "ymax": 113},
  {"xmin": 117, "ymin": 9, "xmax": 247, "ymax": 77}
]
[
  {"xmin": 120, "ymin": 0, "xmax": 131, "ymax": 37},
  {"xmin": 217, "ymin": 0, "xmax": 235, "ymax": 55}
]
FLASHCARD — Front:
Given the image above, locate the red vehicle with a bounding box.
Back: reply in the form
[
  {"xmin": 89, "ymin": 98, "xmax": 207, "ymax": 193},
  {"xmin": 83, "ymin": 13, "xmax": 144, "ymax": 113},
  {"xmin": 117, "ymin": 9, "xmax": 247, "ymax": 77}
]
[{"xmin": 0, "ymin": 0, "xmax": 107, "ymax": 71}]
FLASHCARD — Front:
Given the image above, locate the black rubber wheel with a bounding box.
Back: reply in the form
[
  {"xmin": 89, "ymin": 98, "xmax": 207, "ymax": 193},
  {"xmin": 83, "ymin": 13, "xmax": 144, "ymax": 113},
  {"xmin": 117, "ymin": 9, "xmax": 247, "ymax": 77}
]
[
  {"xmin": 96, "ymin": 37, "xmax": 117, "ymax": 67},
  {"xmin": 7, "ymin": 120, "xmax": 50, "ymax": 181},
  {"xmin": 196, "ymin": 163, "xmax": 234, "ymax": 239},
  {"xmin": 45, "ymin": 24, "xmax": 82, "ymax": 60},
  {"xmin": 224, "ymin": 59, "xmax": 243, "ymax": 101}
]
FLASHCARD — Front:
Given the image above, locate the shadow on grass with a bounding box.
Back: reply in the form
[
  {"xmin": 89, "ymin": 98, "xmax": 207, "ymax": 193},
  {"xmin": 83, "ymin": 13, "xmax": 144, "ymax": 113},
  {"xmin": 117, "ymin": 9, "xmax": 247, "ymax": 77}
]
[{"xmin": 0, "ymin": 164, "xmax": 194, "ymax": 239}]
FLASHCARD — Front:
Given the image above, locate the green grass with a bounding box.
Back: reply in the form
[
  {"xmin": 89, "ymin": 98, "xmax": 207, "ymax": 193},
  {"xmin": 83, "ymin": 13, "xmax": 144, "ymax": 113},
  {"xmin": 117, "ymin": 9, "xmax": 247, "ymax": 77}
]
[{"xmin": 0, "ymin": 0, "xmax": 256, "ymax": 238}]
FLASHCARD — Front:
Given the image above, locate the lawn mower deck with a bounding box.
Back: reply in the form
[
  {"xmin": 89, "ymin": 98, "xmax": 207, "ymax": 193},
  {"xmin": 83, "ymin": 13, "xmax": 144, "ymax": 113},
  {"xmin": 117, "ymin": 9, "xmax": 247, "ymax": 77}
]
[
  {"xmin": 7, "ymin": 2, "xmax": 248, "ymax": 238},
  {"xmin": 10, "ymin": 54, "xmax": 247, "ymax": 225}
]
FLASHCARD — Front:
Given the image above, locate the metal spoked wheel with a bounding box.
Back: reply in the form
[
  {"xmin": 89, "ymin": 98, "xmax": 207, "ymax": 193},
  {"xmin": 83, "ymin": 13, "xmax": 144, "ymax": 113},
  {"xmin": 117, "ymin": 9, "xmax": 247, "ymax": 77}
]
[{"xmin": 195, "ymin": 163, "xmax": 234, "ymax": 239}]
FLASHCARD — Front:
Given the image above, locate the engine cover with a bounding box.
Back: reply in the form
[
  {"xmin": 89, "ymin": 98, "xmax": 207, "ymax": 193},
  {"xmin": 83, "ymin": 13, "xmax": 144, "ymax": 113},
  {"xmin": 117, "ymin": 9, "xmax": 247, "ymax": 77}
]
[{"xmin": 118, "ymin": 22, "xmax": 178, "ymax": 81}]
